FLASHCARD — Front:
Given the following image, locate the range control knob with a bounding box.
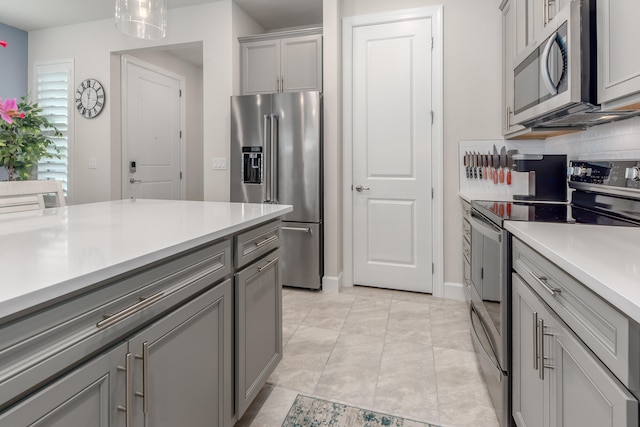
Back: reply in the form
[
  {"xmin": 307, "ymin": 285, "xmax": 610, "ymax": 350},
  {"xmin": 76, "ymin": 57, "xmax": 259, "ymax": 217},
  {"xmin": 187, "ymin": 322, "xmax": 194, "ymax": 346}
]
[
  {"xmin": 625, "ymin": 166, "xmax": 640, "ymax": 181},
  {"xmin": 567, "ymin": 166, "xmax": 589, "ymax": 177}
]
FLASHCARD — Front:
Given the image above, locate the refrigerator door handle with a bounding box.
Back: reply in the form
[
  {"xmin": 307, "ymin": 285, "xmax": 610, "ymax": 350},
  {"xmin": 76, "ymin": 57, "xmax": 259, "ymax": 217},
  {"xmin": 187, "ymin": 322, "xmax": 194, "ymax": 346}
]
[
  {"xmin": 263, "ymin": 114, "xmax": 271, "ymax": 203},
  {"xmin": 281, "ymin": 226, "xmax": 312, "ymax": 233},
  {"xmin": 271, "ymin": 114, "xmax": 279, "ymax": 203}
]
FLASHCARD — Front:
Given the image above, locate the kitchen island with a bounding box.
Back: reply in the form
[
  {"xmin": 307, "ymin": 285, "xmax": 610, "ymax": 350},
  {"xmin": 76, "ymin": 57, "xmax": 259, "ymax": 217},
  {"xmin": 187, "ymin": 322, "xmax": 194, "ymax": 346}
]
[{"xmin": 0, "ymin": 199, "xmax": 292, "ymax": 427}]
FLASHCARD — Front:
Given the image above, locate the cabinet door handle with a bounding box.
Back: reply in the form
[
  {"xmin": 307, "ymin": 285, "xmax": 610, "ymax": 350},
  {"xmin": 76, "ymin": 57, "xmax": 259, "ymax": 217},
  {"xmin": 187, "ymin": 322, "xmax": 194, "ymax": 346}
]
[
  {"xmin": 136, "ymin": 342, "xmax": 150, "ymax": 414},
  {"xmin": 258, "ymin": 257, "xmax": 278, "ymax": 272},
  {"xmin": 117, "ymin": 352, "xmax": 134, "ymax": 427},
  {"xmin": 533, "ymin": 311, "xmax": 539, "ymax": 371},
  {"xmin": 255, "ymin": 234, "xmax": 278, "ymax": 248},
  {"xmin": 538, "ymin": 318, "xmax": 545, "ymax": 380},
  {"xmin": 97, "ymin": 292, "xmax": 165, "ymax": 329}
]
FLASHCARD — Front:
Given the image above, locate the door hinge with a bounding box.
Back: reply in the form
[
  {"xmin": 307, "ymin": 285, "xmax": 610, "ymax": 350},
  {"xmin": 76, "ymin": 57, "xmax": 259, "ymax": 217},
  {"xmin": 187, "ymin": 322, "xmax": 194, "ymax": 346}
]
[
  {"xmin": 432, "ymin": 263, "xmax": 435, "ymax": 274},
  {"xmin": 180, "ymin": 171, "xmax": 183, "ymax": 179},
  {"xmin": 179, "ymin": 130, "xmax": 182, "ymax": 138},
  {"xmin": 179, "ymin": 89, "xmax": 182, "ymax": 97},
  {"xmin": 432, "ymin": 188, "xmax": 434, "ymax": 199},
  {"xmin": 430, "ymin": 111, "xmax": 434, "ymax": 124},
  {"xmin": 431, "ymin": 37, "xmax": 434, "ymax": 49}
]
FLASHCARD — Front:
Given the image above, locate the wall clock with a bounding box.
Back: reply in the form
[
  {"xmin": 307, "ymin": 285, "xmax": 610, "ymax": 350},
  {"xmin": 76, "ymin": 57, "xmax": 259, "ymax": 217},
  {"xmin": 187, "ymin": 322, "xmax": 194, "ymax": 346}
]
[{"xmin": 75, "ymin": 78, "xmax": 105, "ymax": 119}]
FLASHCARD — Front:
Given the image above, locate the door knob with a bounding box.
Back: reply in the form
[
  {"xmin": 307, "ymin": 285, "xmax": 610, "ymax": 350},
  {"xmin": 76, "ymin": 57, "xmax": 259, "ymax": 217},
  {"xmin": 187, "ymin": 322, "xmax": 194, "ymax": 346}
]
[
  {"xmin": 129, "ymin": 178, "xmax": 142, "ymax": 184},
  {"xmin": 355, "ymin": 184, "xmax": 370, "ymax": 192}
]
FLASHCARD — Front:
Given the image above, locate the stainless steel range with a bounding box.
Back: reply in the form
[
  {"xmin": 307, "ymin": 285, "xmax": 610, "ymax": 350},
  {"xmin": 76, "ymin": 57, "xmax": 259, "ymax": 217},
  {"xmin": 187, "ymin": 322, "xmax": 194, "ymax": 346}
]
[{"xmin": 469, "ymin": 159, "xmax": 640, "ymax": 427}]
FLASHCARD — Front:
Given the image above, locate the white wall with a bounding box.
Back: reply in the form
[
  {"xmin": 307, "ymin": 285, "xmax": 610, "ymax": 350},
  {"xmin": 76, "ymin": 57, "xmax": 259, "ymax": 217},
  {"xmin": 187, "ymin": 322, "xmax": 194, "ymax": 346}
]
[
  {"xmin": 28, "ymin": 2, "xmax": 232, "ymax": 204},
  {"xmin": 339, "ymin": 0, "xmax": 503, "ymax": 290}
]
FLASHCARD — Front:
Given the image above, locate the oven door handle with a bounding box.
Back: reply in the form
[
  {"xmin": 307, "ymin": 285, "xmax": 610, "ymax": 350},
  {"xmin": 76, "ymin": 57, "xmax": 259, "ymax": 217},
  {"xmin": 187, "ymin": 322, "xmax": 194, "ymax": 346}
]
[{"xmin": 470, "ymin": 213, "xmax": 502, "ymax": 243}]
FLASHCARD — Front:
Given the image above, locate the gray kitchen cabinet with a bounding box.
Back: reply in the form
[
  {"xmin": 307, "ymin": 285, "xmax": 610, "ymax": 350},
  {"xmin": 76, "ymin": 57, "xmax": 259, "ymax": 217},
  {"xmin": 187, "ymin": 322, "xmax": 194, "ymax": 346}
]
[
  {"xmin": 501, "ymin": 0, "xmax": 524, "ymax": 135},
  {"xmin": 240, "ymin": 28, "xmax": 322, "ymax": 95},
  {"xmin": 0, "ymin": 343, "xmax": 127, "ymax": 426},
  {"xmin": 597, "ymin": 0, "xmax": 640, "ymax": 109},
  {"xmin": 235, "ymin": 249, "xmax": 282, "ymax": 419},
  {"xmin": 461, "ymin": 198, "xmax": 471, "ymax": 301},
  {"xmin": 512, "ymin": 239, "xmax": 639, "ymax": 427},
  {"xmin": 512, "ymin": 273, "xmax": 551, "ymax": 427},
  {"xmin": 129, "ymin": 279, "xmax": 233, "ymax": 427}
]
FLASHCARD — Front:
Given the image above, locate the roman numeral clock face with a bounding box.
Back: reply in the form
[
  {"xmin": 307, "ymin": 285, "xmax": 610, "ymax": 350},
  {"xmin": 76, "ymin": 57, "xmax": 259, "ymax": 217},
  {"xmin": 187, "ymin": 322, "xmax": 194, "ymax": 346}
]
[{"xmin": 75, "ymin": 79, "xmax": 105, "ymax": 119}]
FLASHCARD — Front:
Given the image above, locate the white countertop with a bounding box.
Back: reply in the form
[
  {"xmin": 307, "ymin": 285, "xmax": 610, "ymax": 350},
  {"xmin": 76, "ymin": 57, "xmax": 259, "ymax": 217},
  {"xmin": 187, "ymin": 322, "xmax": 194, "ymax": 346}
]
[
  {"xmin": 0, "ymin": 199, "xmax": 292, "ymax": 321},
  {"xmin": 506, "ymin": 221, "xmax": 640, "ymax": 324}
]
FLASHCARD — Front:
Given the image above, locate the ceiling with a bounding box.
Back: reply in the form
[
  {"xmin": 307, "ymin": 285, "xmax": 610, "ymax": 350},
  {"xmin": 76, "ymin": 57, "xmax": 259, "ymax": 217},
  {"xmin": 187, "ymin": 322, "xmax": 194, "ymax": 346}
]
[{"xmin": 0, "ymin": 0, "xmax": 322, "ymax": 32}]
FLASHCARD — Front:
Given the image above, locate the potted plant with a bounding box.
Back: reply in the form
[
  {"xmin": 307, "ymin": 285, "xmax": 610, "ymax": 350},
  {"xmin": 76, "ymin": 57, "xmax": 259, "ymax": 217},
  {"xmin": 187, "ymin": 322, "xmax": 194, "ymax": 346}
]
[{"xmin": 0, "ymin": 95, "xmax": 61, "ymax": 181}]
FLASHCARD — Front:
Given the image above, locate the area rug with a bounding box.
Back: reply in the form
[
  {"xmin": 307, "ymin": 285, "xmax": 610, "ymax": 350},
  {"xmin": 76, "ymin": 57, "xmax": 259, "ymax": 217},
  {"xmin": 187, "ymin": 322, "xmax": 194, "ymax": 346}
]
[{"xmin": 282, "ymin": 394, "xmax": 439, "ymax": 427}]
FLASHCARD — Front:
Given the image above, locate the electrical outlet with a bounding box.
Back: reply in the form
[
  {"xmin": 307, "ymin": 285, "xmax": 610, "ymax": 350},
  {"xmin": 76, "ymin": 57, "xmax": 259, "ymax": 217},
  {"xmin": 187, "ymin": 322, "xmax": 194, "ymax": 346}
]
[
  {"xmin": 212, "ymin": 157, "xmax": 227, "ymax": 170},
  {"xmin": 89, "ymin": 158, "xmax": 97, "ymax": 169}
]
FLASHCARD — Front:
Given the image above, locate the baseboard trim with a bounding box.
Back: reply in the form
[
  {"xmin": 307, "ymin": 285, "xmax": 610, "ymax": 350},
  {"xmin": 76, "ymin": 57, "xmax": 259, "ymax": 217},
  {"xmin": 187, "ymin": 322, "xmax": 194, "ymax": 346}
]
[
  {"xmin": 322, "ymin": 273, "xmax": 342, "ymax": 293},
  {"xmin": 443, "ymin": 281, "xmax": 466, "ymax": 301}
]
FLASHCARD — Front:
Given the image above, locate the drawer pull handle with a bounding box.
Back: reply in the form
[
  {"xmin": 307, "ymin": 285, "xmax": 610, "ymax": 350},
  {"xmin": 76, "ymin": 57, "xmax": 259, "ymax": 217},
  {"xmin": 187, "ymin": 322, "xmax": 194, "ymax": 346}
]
[
  {"xmin": 97, "ymin": 291, "xmax": 165, "ymax": 329},
  {"xmin": 530, "ymin": 272, "xmax": 562, "ymax": 297},
  {"xmin": 538, "ymin": 318, "xmax": 545, "ymax": 380},
  {"xmin": 255, "ymin": 234, "xmax": 278, "ymax": 248},
  {"xmin": 258, "ymin": 257, "xmax": 278, "ymax": 272}
]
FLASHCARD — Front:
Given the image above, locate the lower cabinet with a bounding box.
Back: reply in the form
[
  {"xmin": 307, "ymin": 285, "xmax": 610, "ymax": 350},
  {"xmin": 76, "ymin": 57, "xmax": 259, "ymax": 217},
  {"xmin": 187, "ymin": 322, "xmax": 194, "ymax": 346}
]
[
  {"xmin": 235, "ymin": 249, "xmax": 283, "ymax": 419},
  {"xmin": 128, "ymin": 279, "xmax": 233, "ymax": 427},
  {"xmin": 513, "ymin": 273, "xmax": 638, "ymax": 427},
  {"xmin": 0, "ymin": 342, "xmax": 127, "ymax": 426},
  {"xmin": 0, "ymin": 280, "xmax": 233, "ymax": 427}
]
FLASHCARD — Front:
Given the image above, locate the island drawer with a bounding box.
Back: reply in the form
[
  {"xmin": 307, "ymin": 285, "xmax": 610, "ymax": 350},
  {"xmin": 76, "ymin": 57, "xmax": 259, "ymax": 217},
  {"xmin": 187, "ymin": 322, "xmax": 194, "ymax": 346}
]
[
  {"xmin": 0, "ymin": 238, "xmax": 231, "ymax": 411},
  {"xmin": 512, "ymin": 238, "xmax": 640, "ymax": 393},
  {"xmin": 234, "ymin": 220, "xmax": 281, "ymax": 269}
]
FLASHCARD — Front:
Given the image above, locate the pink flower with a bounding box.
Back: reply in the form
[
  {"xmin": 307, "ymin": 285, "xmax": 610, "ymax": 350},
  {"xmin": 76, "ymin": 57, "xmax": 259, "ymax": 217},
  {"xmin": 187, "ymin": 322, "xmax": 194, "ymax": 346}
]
[
  {"xmin": 0, "ymin": 41, "xmax": 7, "ymax": 48},
  {"xmin": 0, "ymin": 98, "xmax": 20, "ymax": 124}
]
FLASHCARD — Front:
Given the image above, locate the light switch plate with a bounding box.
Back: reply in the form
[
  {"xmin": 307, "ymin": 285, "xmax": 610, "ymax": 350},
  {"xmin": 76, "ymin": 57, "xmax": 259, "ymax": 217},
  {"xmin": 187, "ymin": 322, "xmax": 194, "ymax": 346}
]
[
  {"xmin": 89, "ymin": 158, "xmax": 97, "ymax": 169},
  {"xmin": 212, "ymin": 157, "xmax": 227, "ymax": 170}
]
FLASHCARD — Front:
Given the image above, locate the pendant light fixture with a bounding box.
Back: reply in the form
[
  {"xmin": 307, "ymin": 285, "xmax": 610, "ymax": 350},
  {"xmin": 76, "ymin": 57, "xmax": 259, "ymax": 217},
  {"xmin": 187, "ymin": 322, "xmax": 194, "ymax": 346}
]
[{"xmin": 115, "ymin": 0, "xmax": 167, "ymax": 40}]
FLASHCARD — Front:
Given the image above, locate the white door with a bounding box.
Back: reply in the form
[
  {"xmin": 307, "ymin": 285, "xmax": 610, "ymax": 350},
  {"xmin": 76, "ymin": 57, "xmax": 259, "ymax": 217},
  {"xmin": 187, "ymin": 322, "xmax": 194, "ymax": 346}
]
[
  {"xmin": 122, "ymin": 57, "xmax": 182, "ymax": 200},
  {"xmin": 351, "ymin": 18, "xmax": 433, "ymax": 293}
]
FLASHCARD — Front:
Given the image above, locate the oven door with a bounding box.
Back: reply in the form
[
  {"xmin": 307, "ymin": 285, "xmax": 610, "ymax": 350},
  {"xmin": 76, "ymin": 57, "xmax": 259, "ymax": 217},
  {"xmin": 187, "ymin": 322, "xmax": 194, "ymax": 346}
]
[{"xmin": 469, "ymin": 210, "xmax": 507, "ymax": 369}]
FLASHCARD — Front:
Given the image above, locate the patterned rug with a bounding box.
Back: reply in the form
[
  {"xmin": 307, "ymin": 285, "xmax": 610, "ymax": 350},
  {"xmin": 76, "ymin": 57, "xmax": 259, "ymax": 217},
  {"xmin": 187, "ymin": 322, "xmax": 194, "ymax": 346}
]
[{"xmin": 282, "ymin": 394, "xmax": 439, "ymax": 427}]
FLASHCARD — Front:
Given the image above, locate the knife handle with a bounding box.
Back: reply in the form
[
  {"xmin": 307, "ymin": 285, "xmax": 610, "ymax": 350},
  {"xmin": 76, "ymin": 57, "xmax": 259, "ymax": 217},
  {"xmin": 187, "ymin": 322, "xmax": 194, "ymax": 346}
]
[
  {"xmin": 507, "ymin": 170, "xmax": 512, "ymax": 185},
  {"xmin": 499, "ymin": 168, "xmax": 505, "ymax": 183},
  {"xmin": 494, "ymin": 169, "xmax": 499, "ymax": 184}
]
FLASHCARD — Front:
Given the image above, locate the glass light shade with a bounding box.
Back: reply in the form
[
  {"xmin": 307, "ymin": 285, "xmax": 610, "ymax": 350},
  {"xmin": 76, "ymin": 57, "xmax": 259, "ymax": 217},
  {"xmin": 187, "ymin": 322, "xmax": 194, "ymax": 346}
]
[{"xmin": 115, "ymin": 0, "xmax": 167, "ymax": 40}]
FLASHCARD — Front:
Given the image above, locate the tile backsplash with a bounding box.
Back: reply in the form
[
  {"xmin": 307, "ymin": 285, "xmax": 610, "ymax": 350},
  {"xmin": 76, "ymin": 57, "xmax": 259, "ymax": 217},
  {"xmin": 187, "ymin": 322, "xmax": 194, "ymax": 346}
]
[{"xmin": 459, "ymin": 116, "xmax": 640, "ymax": 198}]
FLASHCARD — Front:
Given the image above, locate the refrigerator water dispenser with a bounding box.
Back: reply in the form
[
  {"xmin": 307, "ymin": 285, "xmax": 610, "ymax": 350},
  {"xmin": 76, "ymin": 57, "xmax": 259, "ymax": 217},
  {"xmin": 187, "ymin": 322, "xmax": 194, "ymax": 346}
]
[{"xmin": 242, "ymin": 146, "xmax": 263, "ymax": 184}]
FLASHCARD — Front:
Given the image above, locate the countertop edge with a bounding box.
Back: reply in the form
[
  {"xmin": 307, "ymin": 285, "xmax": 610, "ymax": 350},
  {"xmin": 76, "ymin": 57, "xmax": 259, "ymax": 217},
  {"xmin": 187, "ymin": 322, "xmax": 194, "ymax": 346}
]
[
  {"xmin": 505, "ymin": 221, "xmax": 640, "ymax": 325},
  {"xmin": 0, "ymin": 204, "xmax": 292, "ymax": 323}
]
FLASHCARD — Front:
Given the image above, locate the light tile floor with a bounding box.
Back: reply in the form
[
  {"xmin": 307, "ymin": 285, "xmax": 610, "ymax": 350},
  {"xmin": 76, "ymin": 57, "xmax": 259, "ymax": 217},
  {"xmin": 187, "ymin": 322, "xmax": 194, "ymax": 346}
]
[{"xmin": 235, "ymin": 286, "xmax": 499, "ymax": 427}]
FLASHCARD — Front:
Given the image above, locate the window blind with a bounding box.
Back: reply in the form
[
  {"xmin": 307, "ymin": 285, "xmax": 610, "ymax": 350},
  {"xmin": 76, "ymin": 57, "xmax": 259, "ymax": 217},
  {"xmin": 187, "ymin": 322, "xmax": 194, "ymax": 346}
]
[{"xmin": 33, "ymin": 61, "xmax": 74, "ymax": 202}]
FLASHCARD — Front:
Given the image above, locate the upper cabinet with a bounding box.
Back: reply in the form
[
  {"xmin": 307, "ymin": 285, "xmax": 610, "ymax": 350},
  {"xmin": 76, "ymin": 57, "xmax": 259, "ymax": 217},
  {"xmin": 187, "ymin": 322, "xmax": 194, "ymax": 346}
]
[
  {"xmin": 597, "ymin": 0, "xmax": 640, "ymax": 109},
  {"xmin": 501, "ymin": 0, "xmax": 524, "ymax": 135},
  {"xmin": 240, "ymin": 28, "xmax": 323, "ymax": 95},
  {"xmin": 514, "ymin": 0, "xmax": 570, "ymax": 60}
]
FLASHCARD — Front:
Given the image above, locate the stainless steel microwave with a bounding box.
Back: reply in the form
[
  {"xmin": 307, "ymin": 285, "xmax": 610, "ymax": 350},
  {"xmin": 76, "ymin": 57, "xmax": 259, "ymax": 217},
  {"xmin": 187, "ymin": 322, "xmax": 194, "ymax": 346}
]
[{"xmin": 513, "ymin": 0, "xmax": 597, "ymax": 127}]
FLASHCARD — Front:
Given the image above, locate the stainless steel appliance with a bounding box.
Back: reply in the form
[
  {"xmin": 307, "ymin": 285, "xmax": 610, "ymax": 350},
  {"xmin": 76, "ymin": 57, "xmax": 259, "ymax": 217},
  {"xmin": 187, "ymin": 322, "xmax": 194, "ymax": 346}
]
[
  {"xmin": 230, "ymin": 91, "xmax": 323, "ymax": 290},
  {"xmin": 513, "ymin": 1, "xmax": 638, "ymax": 128},
  {"xmin": 469, "ymin": 159, "xmax": 640, "ymax": 426}
]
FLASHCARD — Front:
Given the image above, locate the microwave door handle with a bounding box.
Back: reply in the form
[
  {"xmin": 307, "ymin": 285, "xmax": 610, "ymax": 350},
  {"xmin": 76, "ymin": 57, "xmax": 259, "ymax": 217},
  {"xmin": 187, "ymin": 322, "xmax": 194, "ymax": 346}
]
[{"xmin": 541, "ymin": 31, "xmax": 559, "ymax": 95}]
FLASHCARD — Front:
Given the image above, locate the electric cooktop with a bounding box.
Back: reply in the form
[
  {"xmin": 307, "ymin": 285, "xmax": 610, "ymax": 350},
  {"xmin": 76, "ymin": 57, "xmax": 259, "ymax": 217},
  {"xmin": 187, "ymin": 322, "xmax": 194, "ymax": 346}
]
[{"xmin": 472, "ymin": 159, "xmax": 640, "ymax": 228}]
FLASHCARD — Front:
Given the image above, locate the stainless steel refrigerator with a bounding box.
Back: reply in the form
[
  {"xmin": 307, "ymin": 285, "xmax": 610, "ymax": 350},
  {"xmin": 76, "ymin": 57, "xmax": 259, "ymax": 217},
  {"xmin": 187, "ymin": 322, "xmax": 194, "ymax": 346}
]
[{"xmin": 230, "ymin": 91, "xmax": 323, "ymax": 290}]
